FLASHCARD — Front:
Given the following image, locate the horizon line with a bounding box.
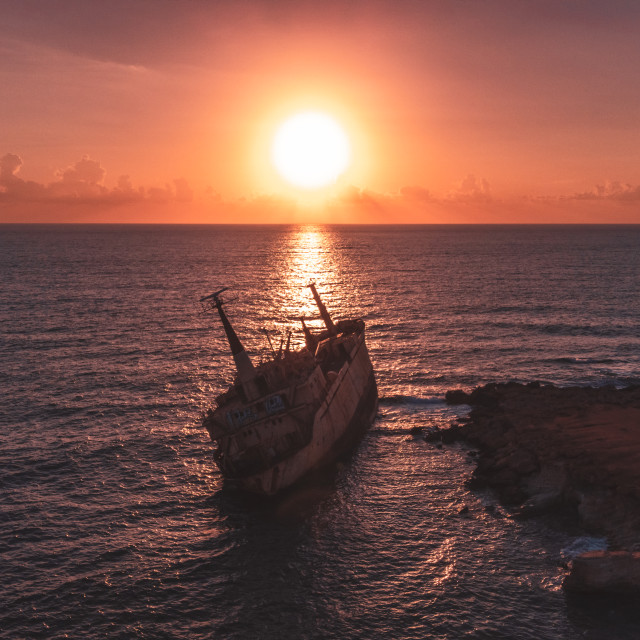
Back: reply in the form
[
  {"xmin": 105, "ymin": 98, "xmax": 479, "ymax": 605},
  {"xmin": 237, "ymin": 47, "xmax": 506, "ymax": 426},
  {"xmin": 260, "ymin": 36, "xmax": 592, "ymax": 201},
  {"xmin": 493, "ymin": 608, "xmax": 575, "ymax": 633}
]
[{"xmin": 2, "ymin": 222, "xmax": 640, "ymax": 227}]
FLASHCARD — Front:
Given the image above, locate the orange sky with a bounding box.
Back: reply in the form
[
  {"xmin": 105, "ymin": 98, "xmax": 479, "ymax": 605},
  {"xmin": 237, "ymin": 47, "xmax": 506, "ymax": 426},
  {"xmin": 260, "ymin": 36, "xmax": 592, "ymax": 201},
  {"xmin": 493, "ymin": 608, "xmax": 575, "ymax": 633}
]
[{"xmin": 2, "ymin": 0, "xmax": 640, "ymax": 223}]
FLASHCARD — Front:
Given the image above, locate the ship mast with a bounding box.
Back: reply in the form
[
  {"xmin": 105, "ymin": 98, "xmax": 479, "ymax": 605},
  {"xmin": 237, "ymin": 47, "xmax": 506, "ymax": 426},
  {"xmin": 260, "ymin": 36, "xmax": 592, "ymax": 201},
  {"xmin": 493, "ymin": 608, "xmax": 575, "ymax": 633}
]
[
  {"xmin": 300, "ymin": 317, "xmax": 316, "ymax": 352},
  {"xmin": 200, "ymin": 288, "xmax": 256, "ymax": 386},
  {"xmin": 307, "ymin": 282, "xmax": 337, "ymax": 335}
]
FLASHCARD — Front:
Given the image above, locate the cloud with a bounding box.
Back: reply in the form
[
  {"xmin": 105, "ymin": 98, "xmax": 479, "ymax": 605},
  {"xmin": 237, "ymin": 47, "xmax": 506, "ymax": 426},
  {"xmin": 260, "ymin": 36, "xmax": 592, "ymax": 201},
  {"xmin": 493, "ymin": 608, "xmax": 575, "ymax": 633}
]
[
  {"xmin": 399, "ymin": 185, "xmax": 433, "ymax": 202},
  {"xmin": 0, "ymin": 153, "xmax": 23, "ymax": 180},
  {"xmin": 59, "ymin": 156, "xmax": 106, "ymax": 185},
  {"xmin": 105, "ymin": 175, "xmax": 145, "ymax": 204},
  {"xmin": 448, "ymin": 174, "xmax": 492, "ymax": 202},
  {"xmin": 173, "ymin": 177, "xmax": 193, "ymax": 202},
  {"xmin": 112, "ymin": 174, "xmax": 139, "ymax": 196},
  {"xmin": 0, "ymin": 152, "xmax": 47, "ymax": 199},
  {"xmin": 48, "ymin": 156, "xmax": 108, "ymax": 198},
  {"xmin": 0, "ymin": 152, "xmax": 194, "ymax": 205},
  {"xmin": 3, "ymin": 152, "xmax": 640, "ymax": 224},
  {"xmin": 324, "ymin": 185, "xmax": 391, "ymax": 222},
  {"xmin": 572, "ymin": 181, "xmax": 640, "ymax": 202},
  {"xmin": 336, "ymin": 185, "xmax": 384, "ymax": 209}
]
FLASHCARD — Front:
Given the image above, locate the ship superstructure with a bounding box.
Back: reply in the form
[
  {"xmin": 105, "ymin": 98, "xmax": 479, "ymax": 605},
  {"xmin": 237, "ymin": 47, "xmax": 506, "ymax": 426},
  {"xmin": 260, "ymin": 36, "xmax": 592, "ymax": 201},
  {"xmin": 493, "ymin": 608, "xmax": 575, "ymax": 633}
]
[{"xmin": 201, "ymin": 284, "xmax": 377, "ymax": 495}]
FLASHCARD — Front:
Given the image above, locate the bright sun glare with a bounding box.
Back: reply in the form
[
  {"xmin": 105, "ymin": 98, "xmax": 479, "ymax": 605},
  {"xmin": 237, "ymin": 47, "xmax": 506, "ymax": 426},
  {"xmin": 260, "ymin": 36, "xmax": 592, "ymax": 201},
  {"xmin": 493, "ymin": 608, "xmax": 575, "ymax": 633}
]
[{"xmin": 271, "ymin": 111, "xmax": 351, "ymax": 189}]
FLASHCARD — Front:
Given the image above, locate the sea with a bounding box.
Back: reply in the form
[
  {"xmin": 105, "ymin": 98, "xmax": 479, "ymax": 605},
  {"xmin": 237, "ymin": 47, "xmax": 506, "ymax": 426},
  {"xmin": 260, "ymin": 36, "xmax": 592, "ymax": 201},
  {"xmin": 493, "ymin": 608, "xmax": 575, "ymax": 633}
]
[{"xmin": 1, "ymin": 224, "xmax": 639, "ymax": 639}]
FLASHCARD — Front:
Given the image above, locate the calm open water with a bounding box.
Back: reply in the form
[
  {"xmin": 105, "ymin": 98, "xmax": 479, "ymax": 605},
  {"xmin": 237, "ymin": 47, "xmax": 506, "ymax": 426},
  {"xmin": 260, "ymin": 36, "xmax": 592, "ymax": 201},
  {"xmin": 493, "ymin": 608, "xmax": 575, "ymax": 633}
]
[{"xmin": 1, "ymin": 224, "xmax": 640, "ymax": 639}]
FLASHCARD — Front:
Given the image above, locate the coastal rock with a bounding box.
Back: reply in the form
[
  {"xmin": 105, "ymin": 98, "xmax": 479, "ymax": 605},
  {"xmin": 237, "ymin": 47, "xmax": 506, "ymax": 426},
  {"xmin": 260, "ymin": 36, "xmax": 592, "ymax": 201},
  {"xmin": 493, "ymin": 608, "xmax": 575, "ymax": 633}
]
[
  {"xmin": 425, "ymin": 424, "xmax": 468, "ymax": 444},
  {"xmin": 440, "ymin": 424, "xmax": 463, "ymax": 444},
  {"xmin": 524, "ymin": 463, "xmax": 568, "ymax": 497},
  {"xmin": 515, "ymin": 490, "xmax": 564, "ymax": 519},
  {"xmin": 564, "ymin": 551, "xmax": 640, "ymax": 593},
  {"xmin": 424, "ymin": 429, "xmax": 442, "ymax": 443},
  {"xmin": 445, "ymin": 389, "xmax": 470, "ymax": 405},
  {"xmin": 443, "ymin": 382, "xmax": 640, "ymax": 550}
]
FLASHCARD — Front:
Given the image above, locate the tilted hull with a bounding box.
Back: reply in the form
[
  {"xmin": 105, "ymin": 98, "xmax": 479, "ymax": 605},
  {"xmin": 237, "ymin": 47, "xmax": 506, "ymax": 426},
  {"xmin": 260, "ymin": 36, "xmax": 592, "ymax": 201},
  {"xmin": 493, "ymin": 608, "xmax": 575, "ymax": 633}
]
[
  {"xmin": 236, "ymin": 334, "xmax": 377, "ymax": 495},
  {"xmin": 200, "ymin": 284, "xmax": 378, "ymax": 495}
]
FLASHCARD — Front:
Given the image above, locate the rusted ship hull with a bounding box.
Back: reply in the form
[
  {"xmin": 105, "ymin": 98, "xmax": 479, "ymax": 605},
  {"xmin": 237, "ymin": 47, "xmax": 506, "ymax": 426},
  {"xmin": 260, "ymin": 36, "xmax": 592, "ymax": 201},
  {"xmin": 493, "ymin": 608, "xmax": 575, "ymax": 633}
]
[
  {"xmin": 235, "ymin": 334, "xmax": 377, "ymax": 495},
  {"xmin": 200, "ymin": 284, "xmax": 378, "ymax": 496}
]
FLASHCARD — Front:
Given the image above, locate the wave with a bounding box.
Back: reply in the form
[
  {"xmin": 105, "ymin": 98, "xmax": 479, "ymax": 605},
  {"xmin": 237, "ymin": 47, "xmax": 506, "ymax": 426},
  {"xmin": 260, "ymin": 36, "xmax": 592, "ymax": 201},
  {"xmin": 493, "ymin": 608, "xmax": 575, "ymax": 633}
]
[
  {"xmin": 486, "ymin": 320, "xmax": 633, "ymax": 338},
  {"xmin": 369, "ymin": 426, "xmax": 429, "ymax": 435},
  {"xmin": 378, "ymin": 394, "xmax": 444, "ymax": 406},
  {"xmin": 560, "ymin": 536, "xmax": 608, "ymax": 561},
  {"xmin": 547, "ymin": 356, "xmax": 617, "ymax": 365}
]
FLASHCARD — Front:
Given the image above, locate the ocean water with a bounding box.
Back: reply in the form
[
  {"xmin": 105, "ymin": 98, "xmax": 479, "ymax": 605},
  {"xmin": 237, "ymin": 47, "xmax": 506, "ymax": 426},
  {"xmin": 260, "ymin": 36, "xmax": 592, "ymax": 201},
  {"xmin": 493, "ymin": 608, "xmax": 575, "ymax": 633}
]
[{"xmin": 1, "ymin": 223, "xmax": 639, "ymax": 639}]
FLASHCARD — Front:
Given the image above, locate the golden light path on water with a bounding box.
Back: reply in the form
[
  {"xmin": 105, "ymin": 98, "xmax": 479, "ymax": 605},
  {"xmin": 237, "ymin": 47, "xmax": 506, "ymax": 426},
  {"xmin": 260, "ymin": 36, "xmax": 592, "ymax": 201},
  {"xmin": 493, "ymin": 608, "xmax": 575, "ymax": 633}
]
[{"xmin": 269, "ymin": 227, "xmax": 341, "ymax": 349}]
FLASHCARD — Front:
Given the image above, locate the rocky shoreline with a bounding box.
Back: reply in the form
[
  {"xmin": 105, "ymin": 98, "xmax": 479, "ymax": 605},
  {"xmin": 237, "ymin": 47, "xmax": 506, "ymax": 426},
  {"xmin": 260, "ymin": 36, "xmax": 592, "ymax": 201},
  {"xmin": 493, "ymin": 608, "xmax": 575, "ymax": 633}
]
[{"xmin": 433, "ymin": 382, "xmax": 640, "ymax": 592}]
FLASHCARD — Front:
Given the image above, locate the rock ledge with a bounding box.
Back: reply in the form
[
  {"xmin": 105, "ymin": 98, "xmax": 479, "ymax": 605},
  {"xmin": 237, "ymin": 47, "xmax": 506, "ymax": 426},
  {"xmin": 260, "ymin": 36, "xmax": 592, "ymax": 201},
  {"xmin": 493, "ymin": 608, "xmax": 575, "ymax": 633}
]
[
  {"xmin": 564, "ymin": 550, "xmax": 640, "ymax": 593},
  {"xmin": 439, "ymin": 382, "xmax": 640, "ymax": 550}
]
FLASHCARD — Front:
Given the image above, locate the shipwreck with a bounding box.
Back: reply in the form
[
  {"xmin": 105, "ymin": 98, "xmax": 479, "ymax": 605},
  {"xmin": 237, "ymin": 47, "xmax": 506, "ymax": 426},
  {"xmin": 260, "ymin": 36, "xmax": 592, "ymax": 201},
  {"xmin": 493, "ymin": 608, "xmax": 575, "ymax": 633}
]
[{"xmin": 201, "ymin": 283, "xmax": 378, "ymax": 495}]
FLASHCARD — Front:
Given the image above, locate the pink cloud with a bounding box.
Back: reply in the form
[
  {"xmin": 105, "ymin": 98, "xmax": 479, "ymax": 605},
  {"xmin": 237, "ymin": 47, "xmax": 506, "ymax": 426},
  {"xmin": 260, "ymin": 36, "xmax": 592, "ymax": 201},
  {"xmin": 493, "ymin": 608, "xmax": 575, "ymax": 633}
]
[
  {"xmin": 0, "ymin": 153, "xmax": 193, "ymax": 205},
  {"xmin": 447, "ymin": 174, "xmax": 492, "ymax": 202},
  {"xmin": 573, "ymin": 181, "xmax": 640, "ymax": 202}
]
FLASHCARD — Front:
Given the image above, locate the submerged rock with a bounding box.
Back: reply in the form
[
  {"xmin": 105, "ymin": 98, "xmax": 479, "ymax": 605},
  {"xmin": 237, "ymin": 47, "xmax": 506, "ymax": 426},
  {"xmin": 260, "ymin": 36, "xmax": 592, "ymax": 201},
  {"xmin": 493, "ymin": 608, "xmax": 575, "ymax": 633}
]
[{"xmin": 445, "ymin": 389, "xmax": 470, "ymax": 405}]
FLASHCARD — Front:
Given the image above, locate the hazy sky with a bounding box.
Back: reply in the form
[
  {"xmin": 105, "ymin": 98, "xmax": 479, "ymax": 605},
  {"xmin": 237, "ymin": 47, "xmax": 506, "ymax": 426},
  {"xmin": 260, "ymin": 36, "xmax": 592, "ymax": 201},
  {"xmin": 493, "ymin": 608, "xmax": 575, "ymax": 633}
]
[{"xmin": 2, "ymin": 0, "xmax": 640, "ymax": 222}]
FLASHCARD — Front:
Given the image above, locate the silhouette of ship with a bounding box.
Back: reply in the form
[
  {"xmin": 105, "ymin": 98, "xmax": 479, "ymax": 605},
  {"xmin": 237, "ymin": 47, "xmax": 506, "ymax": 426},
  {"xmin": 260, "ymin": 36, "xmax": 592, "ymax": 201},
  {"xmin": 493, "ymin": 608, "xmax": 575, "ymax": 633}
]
[{"xmin": 201, "ymin": 284, "xmax": 378, "ymax": 495}]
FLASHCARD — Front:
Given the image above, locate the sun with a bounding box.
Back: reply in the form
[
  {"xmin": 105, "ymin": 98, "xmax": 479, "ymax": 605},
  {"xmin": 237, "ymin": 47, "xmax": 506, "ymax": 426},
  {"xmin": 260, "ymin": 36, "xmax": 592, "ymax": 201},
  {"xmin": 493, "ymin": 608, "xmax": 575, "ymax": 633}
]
[{"xmin": 271, "ymin": 111, "xmax": 351, "ymax": 189}]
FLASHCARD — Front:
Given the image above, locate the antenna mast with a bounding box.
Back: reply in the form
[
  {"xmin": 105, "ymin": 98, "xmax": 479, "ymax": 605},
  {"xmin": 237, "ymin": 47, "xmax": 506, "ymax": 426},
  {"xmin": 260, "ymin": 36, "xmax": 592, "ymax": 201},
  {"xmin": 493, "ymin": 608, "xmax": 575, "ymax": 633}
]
[
  {"xmin": 200, "ymin": 287, "xmax": 255, "ymax": 383},
  {"xmin": 307, "ymin": 282, "xmax": 337, "ymax": 335}
]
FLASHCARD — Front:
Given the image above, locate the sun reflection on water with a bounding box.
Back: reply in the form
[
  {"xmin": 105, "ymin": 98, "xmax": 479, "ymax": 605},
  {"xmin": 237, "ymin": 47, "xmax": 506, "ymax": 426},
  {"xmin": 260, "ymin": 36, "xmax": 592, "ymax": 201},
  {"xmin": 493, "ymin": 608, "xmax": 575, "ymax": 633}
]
[{"xmin": 269, "ymin": 226, "xmax": 341, "ymax": 347}]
